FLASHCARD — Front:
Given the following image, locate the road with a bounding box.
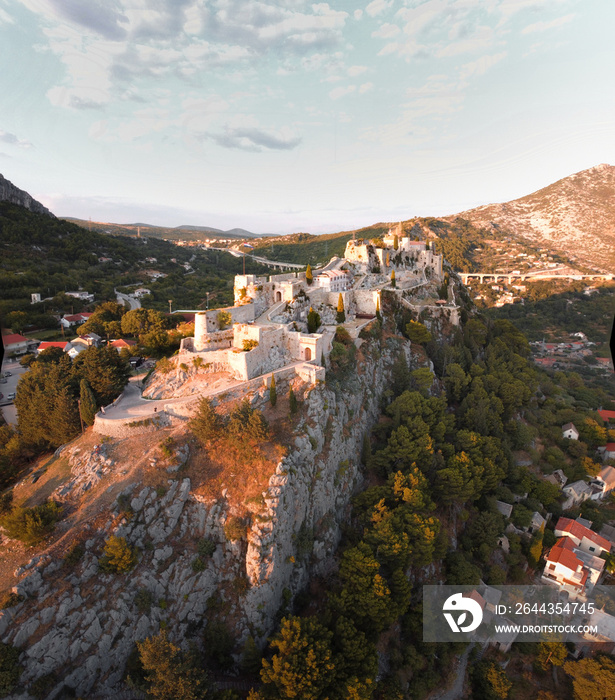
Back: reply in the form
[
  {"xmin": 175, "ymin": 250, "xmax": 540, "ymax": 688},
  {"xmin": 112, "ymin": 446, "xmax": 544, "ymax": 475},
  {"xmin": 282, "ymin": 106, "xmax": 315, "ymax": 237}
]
[
  {"xmin": 115, "ymin": 290, "xmax": 141, "ymax": 310},
  {"xmin": 0, "ymin": 359, "xmax": 28, "ymax": 426}
]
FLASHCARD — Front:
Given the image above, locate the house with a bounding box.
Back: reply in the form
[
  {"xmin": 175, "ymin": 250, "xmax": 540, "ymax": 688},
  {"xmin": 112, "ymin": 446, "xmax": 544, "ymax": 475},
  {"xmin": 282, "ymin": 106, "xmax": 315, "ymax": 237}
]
[
  {"xmin": 110, "ymin": 339, "xmax": 137, "ymax": 352},
  {"xmin": 554, "ymin": 517, "xmax": 611, "ymax": 557},
  {"xmin": 37, "ymin": 341, "xmax": 71, "ymax": 354},
  {"xmin": 602, "ymin": 444, "xmax": 615, "ymax": 461},
  {"xmin": 591, "ymin": 466, "xmax": 615, "ymax": 497},
  {"xmin": 527, "ymin": 512, "xmax": 546, "ymax": 535},
  {"xmin": 598, "ymin": 410, "xmax": 615, "ymax": 424},
  {"xmin": 2, "ymin": 333, "xmax": 28, "ymax": 356},
  {"xmin": 60, "ymin": 312, "xmax": 93, "ymax": 329},
  {"xmin": 542, "ymin": 537, "xmax": 605, "ymax": 595},
  {"xmin": 562, "ymin": 480, "xmax": 593, "ymax": 510},
  {"xmin": 65, "ymin": 291, "xmax": 94, "ymax": 302},
  {"xmin": 495, "ymin": 500, "xmax": 513, "ymax": 519},
  {"xmin": 562, "ymin": 422, "xmax": 580, "ymax": 440},
  {"xmin": 133, "ymin": 288, "xmax": 151, "ymax": 298},
  {"xmin": 545, "ymin": 469, "xmax": 568, "ymax": 488},
  {"xmin": 314, "ymin": 270, "xmax": 351, "ymax": 292}
]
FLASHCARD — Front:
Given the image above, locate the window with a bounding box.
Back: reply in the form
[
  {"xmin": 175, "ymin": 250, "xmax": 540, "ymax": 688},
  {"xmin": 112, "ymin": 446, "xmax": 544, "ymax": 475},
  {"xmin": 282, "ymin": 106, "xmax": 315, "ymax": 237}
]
[{"xmin": 589, "ymin": 546, "xmax": 595, "ymax": 552}]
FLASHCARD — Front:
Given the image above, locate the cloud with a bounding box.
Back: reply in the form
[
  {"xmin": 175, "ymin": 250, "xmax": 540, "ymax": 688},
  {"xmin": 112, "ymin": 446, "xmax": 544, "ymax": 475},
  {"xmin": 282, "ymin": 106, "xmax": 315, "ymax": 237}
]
[
  {"xmin": 522, "ymin": 13, "xmax": 575, "ymax": 34},
  {"xmin": 209, "ymin": 125, "xmax": 301, "ymax": 152},
  {"xmin": 46, "ymin": 0, "xmax": 128, "ymax": 40},
  {"xmin": 365, "ymin": 0, "xmax": 394, "ymax": 18},
  {"xmin": 0, "ymin": 130, "xmax": 33, "ymax": 148},
  {"xmin": 0, "ymin": 7, "xmax": 14, "ymax": 24},
  {"xmin": 459, "ymin": 51, "xmax": 506, "ymax": 80},
  {"xmin": 359, "ymin": 82, "xmax": 374, "ymax": 94},
  {"xmin": 354, "ymin": 9, "xmax": 363, "ymax": 20},
  {"xmin": 371, "ymin": 22, "xmax": 400, "ymax": 39},
  {"xmin": 329, "ymin": 85, "xmax": 356, "ymax": 100},
  {"xmin": 348, "ymin": 65, "xmax": 368, "ymax": 76}
]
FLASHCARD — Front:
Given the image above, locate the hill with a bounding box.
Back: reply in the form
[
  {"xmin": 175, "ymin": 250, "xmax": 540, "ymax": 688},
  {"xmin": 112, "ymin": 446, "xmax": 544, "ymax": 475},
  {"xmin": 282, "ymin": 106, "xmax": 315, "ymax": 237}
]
[
  {"xmin": 0, "ymin": 173, "xmax": 55, "ymax": 217},
  {"xmin": 63, "ymin": 218, "xmax": 269, "ymax": 241},
  {"xmin": 450, "ymin": 163, "xmax": 615, "ymax": 272}
]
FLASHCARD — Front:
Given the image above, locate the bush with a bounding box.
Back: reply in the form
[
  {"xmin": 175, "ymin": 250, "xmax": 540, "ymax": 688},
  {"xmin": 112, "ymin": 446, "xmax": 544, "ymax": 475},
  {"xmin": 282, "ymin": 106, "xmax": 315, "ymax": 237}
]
[
  {"xmin": 217, "ymin": 311, "xmax": 232, "ymax": 329},
  {"xmin": 0, "ymin": 492, "xmax": 13, "ymax": 515},
  {"xmin": 63, "ymin": 543, "xmax": 85, "ymax": 567},
  {"xmin": 198, "ymin": 538, "xmax": 216, "ymax": 558},
  {"xmin": 98, "ymin": 535, "xmax": 138, "ymax": 574},
  {"xmin": 134, "ymin": 588, "xmax": 154, "ymax": 613},
  {"xmin": 0, "ymin": 642, "xmax": 22, "ymax": 696},
  {"xmin": 0, "ymin": 591, "xmax": 24, "ymax": 610},
  {"xmin": 242, "ymin": 339, "xmax": 259, "ymax": 352},
  {"xmin": 224, "ymin": 516, "xmax": 245, "ymax": 542},
  {"xmin": 192, "ymin": 557, "xmax": 207, "ymax": 573},
  {"xmin": 156, "ymin": 357, "xmax": 173, "ymax": 375},
  {"xmin": 0, "ymin": 501, "xmax": 62, "ymax": 545}
]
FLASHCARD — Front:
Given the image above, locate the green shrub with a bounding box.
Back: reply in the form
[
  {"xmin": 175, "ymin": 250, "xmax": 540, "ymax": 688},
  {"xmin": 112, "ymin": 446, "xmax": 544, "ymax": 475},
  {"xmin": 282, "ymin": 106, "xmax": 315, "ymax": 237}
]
[
  {"xmin": 198, "ymin": 538, "xmax": 216, "ymax": 558},
  {"xmin": 189, "ymin": 397, "xmax": 222, "ymax": 445},
  {"xmin": 156, "ymin": 356, "xmax": 173, "ymax": 374},
  {"xmin": 98, "ymin": 536, "xmax": 138, "ymax": 574},
  {"xmin": 134, "ymin": 588, "xmax": 154, "ymax": 613},
  {"xmin": 0, "ymin": 642, "xmax": 22, "ymax": 695},
  {"xmin": 0, "ymin": 501, "xmax": 62, "ymax": 545},
  {"xmin": 0, "ymin": 491, "xmax": 13, "ymax": 515},
  {"xmin": 242, "ymin": 339, "xmax": 259, "ymax": 351},
  {"xmin": 63, "ymin": 543, "xmax": 85, "ymax": 567},
  {"xmin": 192, "ymin": 557, "xmax": 206, "ymax": 572},
  {"xmin": 224, "ymin": 517, "xmax": 245, "ymax": 542},
  {"xmin": 29, "ymin": 671, "xmax": 58, "ymax": 699},
  {"xmin": 217, "ymin": 311, "xmax": 232, "ymax": 329}
]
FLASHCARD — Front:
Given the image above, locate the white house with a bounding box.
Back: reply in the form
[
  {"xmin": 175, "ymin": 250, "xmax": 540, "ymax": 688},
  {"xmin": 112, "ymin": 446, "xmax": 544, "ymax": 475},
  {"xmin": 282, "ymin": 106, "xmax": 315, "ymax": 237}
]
[
  {"xmin": 562, "ymin": 422, "xmax": 580, "ymax": 440},
  {"xmin": 590, "ymin": 466, "xmax": 615, "ymax": 499},
  {"xmin": 314, "ymin": 270, "xmax": 350, "ymax": 293},
  {"xmin": 554, "ymin": 517, "xmax": 611, "ymax": 557},
  {"xmin": 133, "ymin": 288, "xmax": 151, "ymax": 298},
  {"xmin": 60, "ymin": 312, "xmax": 93, "ymax": 329},
  {"xmin": 562, "ymin": 480, "xmax": 593, "ymax": 510},
  {"xmin": 65, "ymin": 291, "xmax": 94, "ymax": 302},
  {"xmin": 542, "ymin": 537, "xmax": 605, "ymax": 595},
  {"xmin": 2, "ymin": 333, "xmax": 28, "ymax": 356}
]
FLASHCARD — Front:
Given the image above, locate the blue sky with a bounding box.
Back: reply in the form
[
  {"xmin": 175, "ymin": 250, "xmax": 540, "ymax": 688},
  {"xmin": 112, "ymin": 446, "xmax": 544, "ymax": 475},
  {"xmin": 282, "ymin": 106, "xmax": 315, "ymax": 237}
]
[{"xmin": 0, "ymin": 0, "xmax": 612, "ymax": 234}]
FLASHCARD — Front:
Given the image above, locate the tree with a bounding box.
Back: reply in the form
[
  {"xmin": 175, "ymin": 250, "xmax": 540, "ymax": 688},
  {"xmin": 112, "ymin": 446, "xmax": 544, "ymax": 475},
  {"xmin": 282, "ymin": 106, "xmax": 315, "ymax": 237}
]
[
  {"xmin": 307, "ymin": 307, "xmax": 321, "ymax": 334},
  {"xmin": 289, "ymin": 386, "xmax": 298, "ymax": 415},
  {"xmin": 405, "ymin": 321, "xmax": 431, "ymax": 345},
  {"xmin": 0, "ymin": 642, "xmax": 22, "ymax": 696},
  {"xmin": 393, "ymin": 234, "xmax": 399, "ymax": 251},
  {"xmin": 536, "ymin": 641, "xmax": 567, "ymax": 671},
  {"xmin": 72, "ymin": 346, "xmax": 130, "ymax": 405},
  {"xmin": 0, "ymin": 501, "xmax": 61, "ymax": 545},
  {"xmin": 411, "ymin": 368, "xmax": 434, "ymax": 395},
  {"xmin": 137, "ymin": 631, "xmax": 211, "ymax": 700},
  {"xmin": 375, "ymin": 296, "xmax": 381, "ymax": 321},
  {"xmin": 79, "ymin": 378, "xmax": 98, "ymax": 426},
  {"xmin": 306, "ymin": 263, "xmax": 313, "ymax": 285},
  {"xmin": 336, "ymin": 294, "xmax": 346, "ymax": 324},
  {"xmin": 470, "ymin": 660, "xmax": 512, "ymax": 699},
  {"xmin": 390, "ymin": 270, "xmax": 396, "ymax": 288},
  {"xmin": 189, "ymin": 398, "xmax": 222, "ymax": 445},
  {"xmin": 260, "ymin": 617, "xmax": 336, "ymax": 700},
  {"xmin": 269, "ymin": 374, "xmax": 277, "ymax": 407},
  {"xmin": 564, "ymin": 655, "xmax": 615, "ymax": 700},
  {"xmin": 98, "ymin": 535, "xmax": 138, "ymax": 573}
]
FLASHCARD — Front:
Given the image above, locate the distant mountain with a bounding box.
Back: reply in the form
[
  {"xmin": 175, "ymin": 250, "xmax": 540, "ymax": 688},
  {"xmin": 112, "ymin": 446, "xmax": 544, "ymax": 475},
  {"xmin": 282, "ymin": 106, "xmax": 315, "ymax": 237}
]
[
  {"xmin": 175, "ymin": 225, "xmax": 268, "ymax": 238},
  {"xmin": 449, "ymin": 164, "xmax": 615, "ymax": 272},
  {"xmin": 0, "ymin": 174, "xmax": 55, "ymax": 218}
]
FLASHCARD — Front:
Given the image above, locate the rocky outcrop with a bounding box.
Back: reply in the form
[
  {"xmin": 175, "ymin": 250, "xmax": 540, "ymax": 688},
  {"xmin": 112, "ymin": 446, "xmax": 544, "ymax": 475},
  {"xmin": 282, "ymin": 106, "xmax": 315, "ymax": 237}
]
[
  {"xmin": 0, "ymin": 174, "xmax": 55, "ymax": 217},
  {"xmin": 0, "ymin": 333, "xmax": 412, "ymax": 698}
]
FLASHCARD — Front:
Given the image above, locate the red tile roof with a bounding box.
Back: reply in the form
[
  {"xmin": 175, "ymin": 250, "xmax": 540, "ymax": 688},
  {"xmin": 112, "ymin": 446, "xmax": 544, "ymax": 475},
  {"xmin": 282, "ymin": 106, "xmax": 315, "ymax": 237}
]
[
  {"xmin": 38, "ymin": 341, "xmax": 69, "ymax": 351},
  {"xmin": 110, "ymin": 339, "xmax": 136, "ymax": 348},
  {"xmin": 2, "ymin": 333, "xmax": 28, "ymax": 345},
  {"xmin": 599, "ymin": 410, "xmax": 615, "ymax": 422},
  {"xmin": 555, "ymin": 517, "xmax": 611, "ymax": 552},
  {"xmin": 63, "ymin": 312, "xmax": 93, "ymax": 322},
  {"xmin": 605, "ymin": 443, "xmax": 615, "ymax": 453},
  {"xmin": 546, "ymin": 539, "xmax": 589, "ymax": 584}
]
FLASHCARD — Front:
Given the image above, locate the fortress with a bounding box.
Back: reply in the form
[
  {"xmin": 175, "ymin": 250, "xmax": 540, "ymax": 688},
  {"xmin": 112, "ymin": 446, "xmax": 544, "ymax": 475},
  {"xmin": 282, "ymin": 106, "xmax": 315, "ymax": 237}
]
[{"xmin": 178, "ymin": 227, "xmax": 445, "ymax": 383}]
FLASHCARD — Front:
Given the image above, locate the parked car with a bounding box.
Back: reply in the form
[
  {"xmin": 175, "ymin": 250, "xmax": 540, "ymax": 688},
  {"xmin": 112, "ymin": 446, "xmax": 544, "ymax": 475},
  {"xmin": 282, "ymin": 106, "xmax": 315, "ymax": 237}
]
[
  {"xmin": 0, "ymin": 378, "xmax": 6, "ymax": 384},
  {"xmin": 7, "ymin": 392, "xmax": 15, "ymax": 401}
]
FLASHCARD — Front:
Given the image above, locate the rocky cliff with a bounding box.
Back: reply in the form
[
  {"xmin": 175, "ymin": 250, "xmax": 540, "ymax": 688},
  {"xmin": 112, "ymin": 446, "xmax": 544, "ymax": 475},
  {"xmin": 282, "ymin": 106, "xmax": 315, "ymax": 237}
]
[
  {"xmin": 0, "ymin": 174, "xmax": 55, "ymax": 217},
  {"xmin": 0, "ymin": 331, "xmax": 412, "ymax": 698}
]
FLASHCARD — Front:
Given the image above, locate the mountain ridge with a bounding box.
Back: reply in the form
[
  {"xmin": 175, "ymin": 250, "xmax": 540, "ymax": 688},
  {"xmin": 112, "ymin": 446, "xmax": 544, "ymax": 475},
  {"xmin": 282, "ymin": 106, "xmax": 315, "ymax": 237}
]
[
  {"xmin": 0, "ymin": 174, "xmax": 55, "ymax": 218},
  {"xmin": 448, "ymin": 163, "xmax": 615, "ymax": 272}
]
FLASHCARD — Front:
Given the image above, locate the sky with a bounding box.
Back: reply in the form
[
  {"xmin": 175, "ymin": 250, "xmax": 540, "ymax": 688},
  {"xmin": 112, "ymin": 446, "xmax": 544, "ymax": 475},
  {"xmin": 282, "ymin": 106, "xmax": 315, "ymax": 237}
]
[{"xmin": 0, "ymin": 0, "xmax": 613, "ymax": 234}]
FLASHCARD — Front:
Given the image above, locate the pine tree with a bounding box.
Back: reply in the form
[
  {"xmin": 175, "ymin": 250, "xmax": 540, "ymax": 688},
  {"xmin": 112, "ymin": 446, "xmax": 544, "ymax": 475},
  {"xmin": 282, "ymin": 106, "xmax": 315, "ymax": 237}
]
[
  {"xmin": 79, "ymin": 379, "xmax": 97, "ymax": 426},
  {"xmin": 289, "ymin": 386, "xmax": 298, "ymax": 415},
  {"xmin": 307, "ymin": 307, "xmax": 321, "ymax": 334},
  {"xmin": 320, "ymin": 351, "xmax": 325, "ymax": 368},
  {"xmin": 305, "ymin": 263, "xmax": 313, "ymax": 285},
  {"xmin": 393, "ymin": 234, "xmax": 399, "ymax": 250},
  {"xmin": 375, "ymin": 296, "xmax": 381, "ymax": 321},
  {"xmin": 269, "ymin": 373, "xmax": 277, "ymax": 407},
  {"xmin": 336, "ymin": 294, "xmax": 346, "ymax": 324},
  {"xmin": 391, "ymin": 270, "xmax": 396, "ymax": 288}
]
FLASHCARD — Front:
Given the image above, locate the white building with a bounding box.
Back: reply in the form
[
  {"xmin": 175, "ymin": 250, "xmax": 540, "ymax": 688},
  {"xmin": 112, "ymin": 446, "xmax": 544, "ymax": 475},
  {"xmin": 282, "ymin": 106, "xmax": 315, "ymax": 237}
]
[
  {"xmin": 562, "ymin": 422, "xmax": 580, "ymax": 440},
  {"xmin": 65, "ymin": 291, "xmax": 94, "ymax": 302},
  {"xmin": 314, "ymin": 270, "xmax": 350, "ymax": 292}
]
